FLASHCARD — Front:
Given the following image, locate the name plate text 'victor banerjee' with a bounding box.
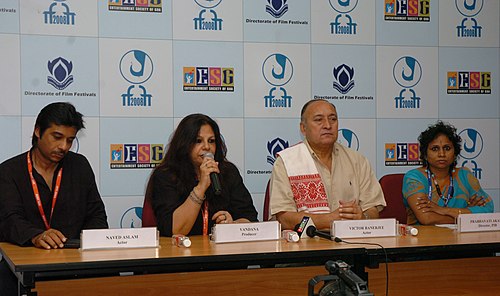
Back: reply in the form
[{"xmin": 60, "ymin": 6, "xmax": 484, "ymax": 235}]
[{"xmin": 331, "ymin": 218, "xmax": 397, "ymax": 239}]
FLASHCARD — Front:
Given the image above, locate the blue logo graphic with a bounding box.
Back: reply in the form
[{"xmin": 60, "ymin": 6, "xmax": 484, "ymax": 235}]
[
  {"xmin": 266, "ymin": 0, "xmax": 288, "ymax": 18},
  {"xmin": 194, "ymin": 0, "xmax": 223, "ymax": 31},
  {"xmin": 43, "ymin": 0, "xmax": 76, "ymax": 25},
  {"xmin": 333, "ymin": 64, "xmax": 355, "ymax": 94},
  {"xmin": 119, "ymin": 50, "xmax": 154, "ymax": 107},
  {"xmin": 459, "ymin": 128, "xmax": 484, "ymax": 179},
  {"xmin": 329, "ymin": 0, "xmax": 358, "ymax": 35},
  {"xmin": 337, "ymin": 129, "xmax": 359, "ymax": 151},
  {"xmin": 456, "ymin": 0, "xmax": 483, "ymax": 37},
  {"xmin": 262, "ymin": 53, "xmax": 293, "ymax": 108},
  {"xmin": 267, "ymin": 137, "xmax": 289, "ymax": 165},
  {"xmin": 120, "ymin": 207, "xmax": 143, "ymax": 228},
  {"xmin": 392, "ymin": 56, "xmax": 422, "ymax": 109},
  {"xmin": 47, "ymin": 57, "xmax": 74, "ymax": 90}
]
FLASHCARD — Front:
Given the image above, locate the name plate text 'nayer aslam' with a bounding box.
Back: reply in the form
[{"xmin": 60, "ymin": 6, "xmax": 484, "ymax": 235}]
[
  {"xmin": 81, "ymin": 227, "xmax": 159, "ymax": 250},
  {"xmin": 458, "ymin": 213, "xmax": 500, "ymax": 233},
  {"xmin": 211, "ymin": 221, "xmax": 280, "ymax": 243},
  {"xmin": 331, "ymin": 218, "xmax": 397, "ymax": 239}
]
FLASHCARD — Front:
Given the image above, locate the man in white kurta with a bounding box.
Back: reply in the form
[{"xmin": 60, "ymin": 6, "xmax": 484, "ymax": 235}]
[{"xmin": 269, "ymin": 100, "xmax": 385, "ymax": 230}]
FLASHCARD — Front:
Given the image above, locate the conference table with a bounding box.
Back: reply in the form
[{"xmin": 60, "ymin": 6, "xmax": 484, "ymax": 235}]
[{"xmin": 1, "ymin": 226, "xmax": 500, "ymax": 296}]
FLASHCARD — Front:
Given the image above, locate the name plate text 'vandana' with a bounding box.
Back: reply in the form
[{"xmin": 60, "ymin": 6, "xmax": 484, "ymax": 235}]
[{"xmin": 211, "ymin": 221, "xmax": 280, "ymax": 243}]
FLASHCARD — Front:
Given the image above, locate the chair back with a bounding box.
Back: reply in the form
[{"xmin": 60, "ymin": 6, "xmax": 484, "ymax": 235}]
[
  {"xmin": 378, "ymin": 173, "xmax": 407, "ymax": 224},
  {"xmin": 263, "ymin": 180, "xmax": 271, "ymax": 221},
  {"xmin": 142, "ymin": 196, "xmax": 157, "ymax": 227}
]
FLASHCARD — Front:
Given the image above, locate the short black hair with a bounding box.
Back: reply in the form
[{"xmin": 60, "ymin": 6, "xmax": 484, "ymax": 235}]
[
  {"xmin": 300, "ymin": 99, "xmax": 336, "ymax": 123},
  {"xmin": 32, "ymin": 102, "xmax": 85, "ymax": 146},
  {"xmin": 418, "ymin": 120, "xmax": 461, "ymax": 166}
]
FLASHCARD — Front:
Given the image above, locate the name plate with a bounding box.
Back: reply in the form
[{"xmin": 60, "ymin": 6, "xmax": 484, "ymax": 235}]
[
  {"xmin": 331, "ymin": 218, "xmax": 397, "ymax": 239},
  {"xmin": 81, "ymin": 227, "xmax": 159, "ymax": 250},
  {"xmin": 458, "ymin": 213, "xmax": 500, "ymax": 233},
  {"xmin": 211, "ymin": 221, "xmax": 280, "ymax": 243}
]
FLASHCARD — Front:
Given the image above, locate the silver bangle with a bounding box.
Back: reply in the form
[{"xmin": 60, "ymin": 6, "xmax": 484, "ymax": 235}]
[
  {"xmin": 363, "ymin": 212, "xmax": 370, "ymax": 220},
  {"xmin": 189, "ymin": 190, "xmax": 205, "ymax": 205}
]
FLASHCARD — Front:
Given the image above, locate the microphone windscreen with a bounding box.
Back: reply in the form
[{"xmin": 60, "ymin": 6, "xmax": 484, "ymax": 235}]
[
  {"xmin": 305, "ymin": 225, "xmax": 317, "ymax": 238},
  {"xmin": 203, "ymin": 152, "xmax": 215, "ymax": 159}
]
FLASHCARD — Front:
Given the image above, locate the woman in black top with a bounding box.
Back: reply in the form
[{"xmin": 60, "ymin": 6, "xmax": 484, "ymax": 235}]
[{"xmin": 145, "ymin": 114, "xmax": 258, "ymax": 236}]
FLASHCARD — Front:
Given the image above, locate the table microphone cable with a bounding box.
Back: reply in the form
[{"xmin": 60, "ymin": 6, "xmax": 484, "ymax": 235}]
[
  {"xmin": 335, "ymin": 236, "xmax": 389, "ymax": 296},
  {"xmin": 306, "ymin": 225, "xmax": 389, "ymax": 296}
]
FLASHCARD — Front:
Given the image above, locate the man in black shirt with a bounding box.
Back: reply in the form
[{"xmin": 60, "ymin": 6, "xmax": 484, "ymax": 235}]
[{"xmin": 0, "ymin": 102, "xmax": 108, "ymax": 295}]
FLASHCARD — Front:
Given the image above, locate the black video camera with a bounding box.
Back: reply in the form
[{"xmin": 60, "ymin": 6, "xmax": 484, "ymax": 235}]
[{"xmin": 308, "ymin": 260, "xmax": 373, "ymax": 296}]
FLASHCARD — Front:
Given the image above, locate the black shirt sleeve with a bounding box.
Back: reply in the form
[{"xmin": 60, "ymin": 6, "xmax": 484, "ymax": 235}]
[{"xmin": 0, "ymin": 152, "xmax": 108, "ymax": 246}]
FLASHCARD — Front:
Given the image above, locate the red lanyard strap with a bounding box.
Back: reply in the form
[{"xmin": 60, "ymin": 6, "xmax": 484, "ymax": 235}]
[
  {"xmin": 27, "ymin": 152, "xmax": 63, "ymax": 230},
  {"xmin": 202, "ymin": 200, "xmax": 209, "ymax": 236}
]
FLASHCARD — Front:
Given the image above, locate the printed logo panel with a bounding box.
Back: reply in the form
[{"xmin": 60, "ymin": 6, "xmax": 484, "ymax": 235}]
[
  {"xmin": 172, "ymin": 0, "xmax": 242, "ymax": 41},
  {"xmin": 182, "ymin": 66, "xmax": 234, "ymax": 92},
  {"xmin": 99, "ymin": 38, "xmax": 173, "ymax": 117},
  {"xmin": 384, "ymin": 0, "xmax": 430, "ymax": 22},
  {"xmin": 110, "ymin": 144, "xmax": 164, "ymax": 169},
  {"xmin": 311, "ymin": 0, "xmax": 375, "ymax": 45},
  {"xmin": 262, "ymin": 53, "xmax": 293, "ymax": 108},
  {"xmin": 385, "ymin": 143, "xmax": 422, "ymax": 166},
  {"xmin": 243, "ymin": 0, "xmax": 310, "ymax": 43},
  {"xmin": 20, "ymin": 0, "xmax": 97, "ymax": 36},
  {"xmin": 447, "ymin": 71, "xmax": 491, "ymax": 94},
  {"xmin": 108, "ymin": 0, "xmax": 162, "ymax": 13},
  {"xmin": 21, "ymin": 35, "xmax": 99, "ymax": 117}
]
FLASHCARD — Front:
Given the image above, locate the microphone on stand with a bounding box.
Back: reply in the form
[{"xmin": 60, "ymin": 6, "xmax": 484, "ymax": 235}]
[{"xmin": 203, "ymin": 152, "xmax": 222, "ymax": 195}]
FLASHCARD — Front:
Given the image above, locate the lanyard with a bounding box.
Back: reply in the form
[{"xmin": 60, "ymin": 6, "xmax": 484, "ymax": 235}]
[
  {"xmin": 202, "ymin": 200, "xmax": 209, "ymax": 236},
  {"xmin": 426, "ymin": 168, "xmax": 454, "ymax": 207},
  {"xmin": 27, "ymin": 152, "xmax": 63, "ymax": 230}
]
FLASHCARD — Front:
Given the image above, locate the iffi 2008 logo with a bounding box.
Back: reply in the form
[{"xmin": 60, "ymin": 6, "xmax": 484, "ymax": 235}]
[
  {"xmin": 43, "ymin": 0, "xmax": 76, "ymax": 25},
  {"xmin": 194, "ymin": 0, "xmax": 223, "ymax": 31},
  {"xmin": 47, "ymin": 57, "xmax": 74, "ymax": 90},
  {"xmin": 337, "ymin": 129, "xmax": 359, "ymax": 151},
  {"xmin": 459, "ymin": 128, "xmax": 483, "ymax": 179},
  {"xmin": 329, "ymin": 0, "xmax": 358, "ymax": 35},
  {"xmin": 267, "ymin": 137, "xmax": 289, "ymax": 165},
  {"xmin": 119, "ymin": 50, "xmax": 154, "ymax": 107},
  {"xmin": 262, "ymin": 53, "xmax": 293, "ymax": 108},
  {"xmin": 456, "ymin": 0, "xmax": 483, "ymax": 38},
  {"xmin": 120, "ymin": 207, "xmax": 143, "ymax": 228},
  {"xmin": 392, "ymin": 56, "xmax": 422, "ymax": 109}
]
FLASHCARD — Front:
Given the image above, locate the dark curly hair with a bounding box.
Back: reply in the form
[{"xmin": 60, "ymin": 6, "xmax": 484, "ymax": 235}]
[
  {"xmin": 418, "ymin": 121, "xmax": 461, "ymax": 169},
  {"xmin": 144, "ymin": 114, "xmax": 228, "ymax": 202}
]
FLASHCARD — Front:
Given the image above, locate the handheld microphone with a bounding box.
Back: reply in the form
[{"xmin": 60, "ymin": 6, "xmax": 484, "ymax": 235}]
[
  {"xmin": 203, "ymin": 152, "xmax": 222, "ymax": 195},
  {"xmin": 306, "ymin": 225, "xmax": 336, "ymax": 241}
]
